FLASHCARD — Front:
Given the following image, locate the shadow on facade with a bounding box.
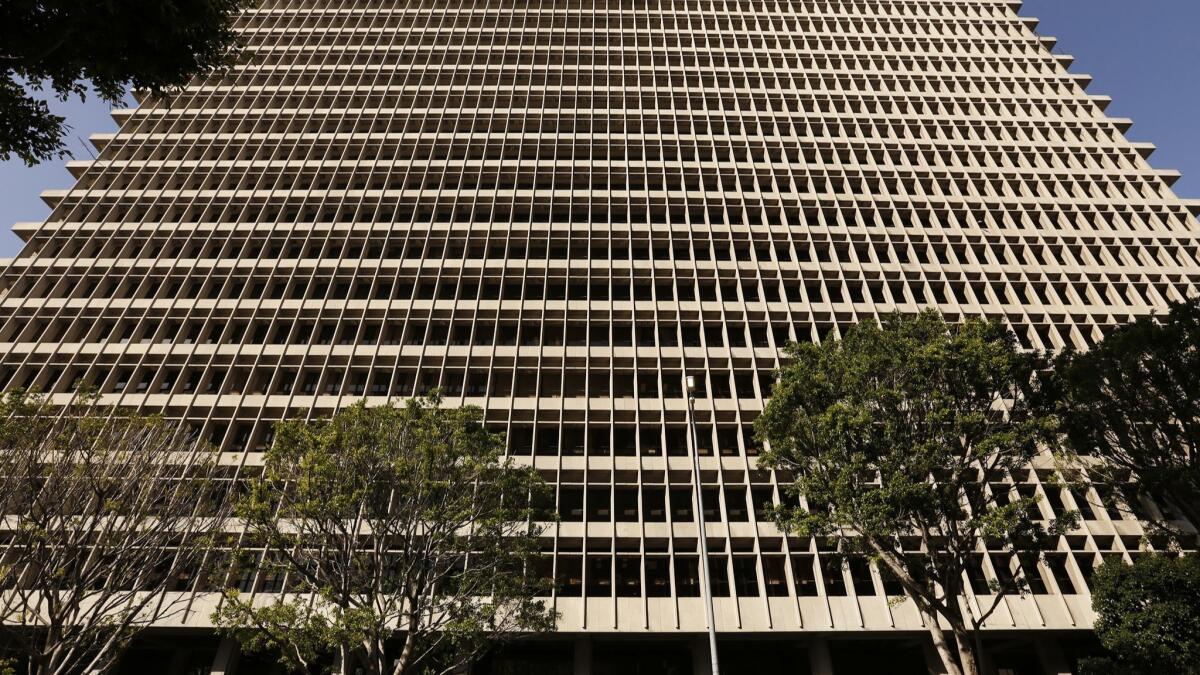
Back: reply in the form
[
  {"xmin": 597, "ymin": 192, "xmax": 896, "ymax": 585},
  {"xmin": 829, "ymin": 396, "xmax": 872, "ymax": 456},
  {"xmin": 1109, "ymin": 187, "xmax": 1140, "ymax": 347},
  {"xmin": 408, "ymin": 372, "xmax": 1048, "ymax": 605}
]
[{"xmin": 85, "ymin": 631, "xmax": 1104, "ymax": 675}]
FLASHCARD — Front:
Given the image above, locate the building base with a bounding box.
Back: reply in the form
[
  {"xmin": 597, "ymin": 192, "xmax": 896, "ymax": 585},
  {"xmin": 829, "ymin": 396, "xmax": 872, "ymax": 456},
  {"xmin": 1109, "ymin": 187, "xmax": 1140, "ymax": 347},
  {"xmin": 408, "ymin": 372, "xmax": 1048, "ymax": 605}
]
[{"xmin": 100, "ymin": 630, "xmax": 1103, "ymax": 675}]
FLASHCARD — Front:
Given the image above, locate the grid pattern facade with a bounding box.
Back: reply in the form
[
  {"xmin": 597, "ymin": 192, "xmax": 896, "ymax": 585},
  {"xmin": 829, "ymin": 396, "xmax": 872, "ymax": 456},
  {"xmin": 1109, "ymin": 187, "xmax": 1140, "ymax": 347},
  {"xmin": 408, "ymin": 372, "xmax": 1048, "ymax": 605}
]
[{"xmin": 3, "ymin": 0, "xmax": 1200, "ymax": 642}]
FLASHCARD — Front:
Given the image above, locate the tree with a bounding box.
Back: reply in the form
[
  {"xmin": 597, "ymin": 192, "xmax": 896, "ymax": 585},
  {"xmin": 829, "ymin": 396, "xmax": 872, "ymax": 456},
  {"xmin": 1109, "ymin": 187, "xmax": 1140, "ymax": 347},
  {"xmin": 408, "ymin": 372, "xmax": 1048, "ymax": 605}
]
[
  {"xmin": 756, "ymin": 311, "xmax": 1074, "ymax": 675},
  {"xmin": 1079, "ymin": 554, "xmax": 1200, "ymax": 675},
  {"xmin": 1054, "ymin": 298, "xmax": 1200, "ymax": 530},
  {"xmin": 0, "ymin": 0, "xmax": 254, "ymax": 165},
  {"xmin": 0, "ymin": 391, "xmax": 234, "ymax": 675},
  {"xmin": 212, "ymin": 398, "xmax": 556, "ymax": 675}
]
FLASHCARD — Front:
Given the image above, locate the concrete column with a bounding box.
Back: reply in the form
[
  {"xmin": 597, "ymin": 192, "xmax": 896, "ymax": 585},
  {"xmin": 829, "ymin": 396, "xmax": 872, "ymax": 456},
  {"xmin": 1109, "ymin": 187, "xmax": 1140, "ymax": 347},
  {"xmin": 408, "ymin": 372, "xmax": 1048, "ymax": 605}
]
[
  {"xmin": 691, "ymin": 636, "xmax": 714, "ymax": 675},
  {"xmin": 1035, "ymin": 637, "xmax": 1072, "ymax": 675},
  {"xmin": 210, "ymin": 637, "xmax": 240, "ymax": 675},
  {"xmin": 573, "ymin": 636, "xmax": 593, "ymax": 675},
  {"xmin": 808, "ymin": 637, "xmax": 834, "ymax": 675}
]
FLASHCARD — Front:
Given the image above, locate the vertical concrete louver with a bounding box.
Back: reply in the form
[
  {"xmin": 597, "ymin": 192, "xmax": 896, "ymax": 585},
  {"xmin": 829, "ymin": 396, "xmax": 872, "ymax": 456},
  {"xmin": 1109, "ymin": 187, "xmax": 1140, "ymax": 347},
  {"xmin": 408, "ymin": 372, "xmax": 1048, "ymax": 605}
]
[{"xmin": 3, "ymin": 0, "xmax": 1199, "ymax": 672}]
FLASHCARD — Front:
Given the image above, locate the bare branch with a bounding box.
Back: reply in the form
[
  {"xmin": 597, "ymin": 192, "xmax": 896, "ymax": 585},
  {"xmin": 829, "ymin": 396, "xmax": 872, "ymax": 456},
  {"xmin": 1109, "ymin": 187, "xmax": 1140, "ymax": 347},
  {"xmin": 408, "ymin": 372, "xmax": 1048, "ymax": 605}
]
[{"xmin": 0, "ymin": 391, "xmax": 234, "ymax": 675}]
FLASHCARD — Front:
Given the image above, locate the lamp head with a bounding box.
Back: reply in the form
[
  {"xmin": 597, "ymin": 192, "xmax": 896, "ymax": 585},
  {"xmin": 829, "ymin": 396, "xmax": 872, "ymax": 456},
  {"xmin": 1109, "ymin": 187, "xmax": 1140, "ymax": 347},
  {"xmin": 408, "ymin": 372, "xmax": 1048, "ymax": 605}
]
[{"xmin": 685, "ymin": 375, "xmax": 696, "ymax": 394}]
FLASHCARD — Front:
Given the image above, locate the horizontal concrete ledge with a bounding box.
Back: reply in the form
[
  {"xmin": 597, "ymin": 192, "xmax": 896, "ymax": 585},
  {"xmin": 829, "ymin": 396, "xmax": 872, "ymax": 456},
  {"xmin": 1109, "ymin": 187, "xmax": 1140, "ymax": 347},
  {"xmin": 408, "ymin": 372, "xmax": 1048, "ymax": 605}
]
[
  {"xmin": 1180, "ymin": 199, "xmax": 1200, "ymax": 216},
  {"xmin": 1069, "ymin": 73, "xmax": 1093, "ymax": 90},
  {"xmin": 10, "ymin": 222, "xmax": 39, "ymax": 242},
  {"xmin": 1131, "ymin": 142, "xmax": 1157, "ymax": 159},
  {"xmin": 1158, "ymin": 169, "xmax": 1183, "ymax": 187},
  {"xmin": 89, "ymin": 133, "xmax": 115, "ymax": 150},
  {"xmin": 65, "ymin": 159, "xmax": 93, "ymax": 178},
  {"xmin": 111, "ymin": 108, "xmax": 137, "ymax": 125},
  {"xmin": 39, "ymin": 189, "xmax": 67, "ymax": 208}
]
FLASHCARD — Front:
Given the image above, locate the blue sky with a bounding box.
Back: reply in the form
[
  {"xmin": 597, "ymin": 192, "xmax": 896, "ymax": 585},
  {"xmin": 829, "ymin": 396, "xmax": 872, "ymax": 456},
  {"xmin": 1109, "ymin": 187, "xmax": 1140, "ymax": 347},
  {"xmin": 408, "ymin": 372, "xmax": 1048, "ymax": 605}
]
[{"xmin": 1, "ymin": 0, "xmax": 1198, "ymax": 257}]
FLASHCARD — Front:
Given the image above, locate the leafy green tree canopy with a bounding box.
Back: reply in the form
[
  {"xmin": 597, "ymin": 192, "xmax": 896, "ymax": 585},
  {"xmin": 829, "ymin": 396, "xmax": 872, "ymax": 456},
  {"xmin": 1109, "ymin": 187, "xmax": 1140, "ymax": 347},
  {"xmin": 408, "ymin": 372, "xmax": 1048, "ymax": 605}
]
[
  {"xmin": 756, "ymin": 311, "xmax": 1072, "ymax": 675},
  {"xmin": 1081, "ymin": 554, "xmax": 1200, "ymax": 675},
  {"xmin": 213, "ymin": 398, "xmax": 555, "ymax": 675},
  {"xmin": 1054, "ymin": 298, "xmax": 1200, "ymax": 529},
  {"xmin": 0, "ymin": 0, "xmax": 254, "ymax": 165}
]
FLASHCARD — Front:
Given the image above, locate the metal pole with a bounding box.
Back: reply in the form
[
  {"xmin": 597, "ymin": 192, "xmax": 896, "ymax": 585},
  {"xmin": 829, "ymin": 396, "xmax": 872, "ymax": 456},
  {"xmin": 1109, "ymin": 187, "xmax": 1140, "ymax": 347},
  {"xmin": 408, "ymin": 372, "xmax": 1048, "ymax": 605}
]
[{"xmin": 685, "ymin": 375, "xmax": 721, "ymax": 675}]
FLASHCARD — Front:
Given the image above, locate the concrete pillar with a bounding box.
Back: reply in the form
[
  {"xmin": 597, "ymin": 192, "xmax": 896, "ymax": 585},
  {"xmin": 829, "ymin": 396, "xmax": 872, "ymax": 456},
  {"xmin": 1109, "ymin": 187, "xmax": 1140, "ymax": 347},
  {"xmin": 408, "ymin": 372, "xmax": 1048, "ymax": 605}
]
[
  {"xmin": 573, "ymin": 636, "xmax": 593, "ymax": 675},
  {"xmin": 691, "ymin": 636, "xmax": 714, "ymax": 675},
  {"xmin": 209, "ymin": 637, "xmax": 240, "ymax": 675},
  {"xmin": 808, "ymin": 637, "xmax": 834, "ymax": 675},
  {"xmin": 1035, "ymin": 637, "xmax": 1072, "ymax": 675}
]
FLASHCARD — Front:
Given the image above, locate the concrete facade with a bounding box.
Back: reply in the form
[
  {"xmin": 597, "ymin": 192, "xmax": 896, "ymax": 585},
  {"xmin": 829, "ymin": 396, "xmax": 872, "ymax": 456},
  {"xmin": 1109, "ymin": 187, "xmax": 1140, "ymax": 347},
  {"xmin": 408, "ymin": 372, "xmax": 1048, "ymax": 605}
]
[{"xmin": 3, "ymin": 0, "xmax": 1199, "ymax": 672}]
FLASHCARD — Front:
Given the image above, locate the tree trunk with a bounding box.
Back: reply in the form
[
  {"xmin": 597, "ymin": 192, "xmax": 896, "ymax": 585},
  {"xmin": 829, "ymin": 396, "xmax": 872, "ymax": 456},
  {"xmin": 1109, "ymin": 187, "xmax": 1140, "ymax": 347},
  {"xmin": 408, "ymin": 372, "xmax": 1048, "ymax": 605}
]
[
  {"xmin": 920, "ymin": 608, "xmax": 964, "ymax": 675},
  {"xmin": 392, "ymin": 631, "xmax": 416, "ymax": 675},
  {"xmin": 864, "ymin": 540, "xmax": 965, "ymax": 675},
  {"xmin": 391, "ymin": 609, "xmax": 428, "ymax": 675},
  {"xmin": 39, "ymin": 628, "xmax": 60, "ymax": 675},
  {"xmin": 364, "ymin": 637, "xmax": 387, "ymax": 675},
  {"xmin": 335, "ymin": 644, "xmax": 352, "ymax": 675},
  {"xmin": 953, "ymin": 626, "xmax": 981, "ymax": 675}
]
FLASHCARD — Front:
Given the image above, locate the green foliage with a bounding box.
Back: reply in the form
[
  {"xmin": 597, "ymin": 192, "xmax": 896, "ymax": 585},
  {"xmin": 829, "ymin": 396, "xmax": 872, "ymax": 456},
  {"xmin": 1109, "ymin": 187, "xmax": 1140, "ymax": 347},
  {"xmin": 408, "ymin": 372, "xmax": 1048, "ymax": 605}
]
[
  {"xmin": 212, "ymin": 590, "xmax": 366, "ymax": 673},
  {"xmin": 1076, "ymin": 656, "xmax": 1130, "ymax": 675},
  {"xmin": 1054, "ymin": 298, "xmax": 1200, "ymax": 530},
  {"xmin": 1077, "ymin": 655, "xmax": 1152, "ymax": 675},
  {"xmin": 1087, "ymin": 554, "xmax": 1200, "ymax": 675},
  {"xmin": 756, "ymin": 311, "xmax": 1072, "ymax": 675},
  {"xmin": 757, "ymin": 310, "xmax": 1065, "ymax": 552},
  {"xmin": 0, "ymin": 0, "xmax": 255, "ymax": 165},
  {"xmin": 213, "ymin": 398, "xmax": 556, "ymax": 675}
]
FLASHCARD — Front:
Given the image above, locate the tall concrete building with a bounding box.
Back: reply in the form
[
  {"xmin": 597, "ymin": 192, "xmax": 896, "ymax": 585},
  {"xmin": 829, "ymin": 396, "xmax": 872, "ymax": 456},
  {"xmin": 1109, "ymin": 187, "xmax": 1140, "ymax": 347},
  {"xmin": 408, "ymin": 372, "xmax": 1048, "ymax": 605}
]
[{"xmin": 3, "ymin": 0, "xmax": 1199, "ymax": 673}]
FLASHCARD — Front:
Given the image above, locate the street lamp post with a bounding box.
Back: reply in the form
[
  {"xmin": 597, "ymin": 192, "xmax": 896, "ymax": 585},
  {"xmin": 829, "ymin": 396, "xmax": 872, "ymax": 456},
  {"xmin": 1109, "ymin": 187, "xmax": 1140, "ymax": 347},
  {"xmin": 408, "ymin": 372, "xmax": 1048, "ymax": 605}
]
[{"xmin": 685, "ymin": 374, "xmax": 721, "ymax": 675}]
